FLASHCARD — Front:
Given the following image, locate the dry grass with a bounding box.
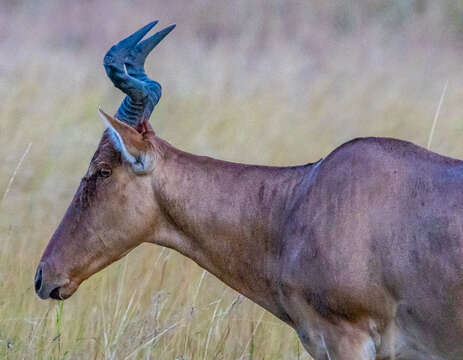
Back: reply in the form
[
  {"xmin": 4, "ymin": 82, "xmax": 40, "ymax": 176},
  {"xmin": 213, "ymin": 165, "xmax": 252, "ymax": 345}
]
[{"xmin": 2, "ymin": 1, "xmax": 463, "ymax": 358}]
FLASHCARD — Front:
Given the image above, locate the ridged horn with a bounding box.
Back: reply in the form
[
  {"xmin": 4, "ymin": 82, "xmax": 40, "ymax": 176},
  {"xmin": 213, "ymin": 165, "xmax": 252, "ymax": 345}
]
[{"xmin": 103, "ymin": 21, "xmax": 176, "ymax": 127}]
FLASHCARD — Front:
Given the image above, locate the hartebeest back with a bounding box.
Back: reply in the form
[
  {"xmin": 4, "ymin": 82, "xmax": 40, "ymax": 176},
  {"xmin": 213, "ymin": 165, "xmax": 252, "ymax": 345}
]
[{"xmin": 35, "ymin": 22, "xmax": 463, "ymax": 360}]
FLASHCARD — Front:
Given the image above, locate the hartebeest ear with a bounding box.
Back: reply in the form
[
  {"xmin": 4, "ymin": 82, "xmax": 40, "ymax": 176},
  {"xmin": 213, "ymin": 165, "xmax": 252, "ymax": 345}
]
[{"xmin": 98, "ymin": 108, "xmax": 155, "ymax": 174}]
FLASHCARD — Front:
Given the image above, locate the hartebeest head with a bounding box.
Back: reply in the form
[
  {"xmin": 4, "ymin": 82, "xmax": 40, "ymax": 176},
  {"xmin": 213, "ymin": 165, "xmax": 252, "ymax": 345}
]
[{"xmin": 35, "ymin": 21, "xmax": 175, "ymax": 300}]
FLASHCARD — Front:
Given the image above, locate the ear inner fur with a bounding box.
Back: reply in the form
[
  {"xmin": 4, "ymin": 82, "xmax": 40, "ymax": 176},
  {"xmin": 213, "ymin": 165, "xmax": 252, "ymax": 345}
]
[
  {"xmin": 99, "ymin": 108, "xmax": 150, "ymax": 149},
  {"xmin": 98, "ymin": 108, "xmax": 153, "ymax": 172}
]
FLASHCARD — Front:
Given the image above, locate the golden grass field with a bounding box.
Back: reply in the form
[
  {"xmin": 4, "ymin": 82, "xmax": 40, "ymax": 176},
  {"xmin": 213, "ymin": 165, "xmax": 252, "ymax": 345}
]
[{"xmin": 2, "ymin": 1, "xmax": 463, "ymax": 358}]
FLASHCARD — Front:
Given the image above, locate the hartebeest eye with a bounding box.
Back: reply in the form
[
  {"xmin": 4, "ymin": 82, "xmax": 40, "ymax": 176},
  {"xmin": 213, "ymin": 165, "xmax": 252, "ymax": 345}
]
[{"xmin": 97, "ymin": 168, "xmax": 112, "ymax": 178}]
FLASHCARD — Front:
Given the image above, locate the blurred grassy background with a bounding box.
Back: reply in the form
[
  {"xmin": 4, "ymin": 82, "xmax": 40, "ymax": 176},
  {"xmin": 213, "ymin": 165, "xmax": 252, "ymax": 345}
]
[{"xmin": 1, "ymin": 0, "xmax": 463, "ymax": 358}]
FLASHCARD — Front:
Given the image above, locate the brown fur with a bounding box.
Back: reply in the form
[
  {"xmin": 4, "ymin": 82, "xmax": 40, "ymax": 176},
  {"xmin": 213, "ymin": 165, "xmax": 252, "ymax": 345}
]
[{"xmin": 36, "ymin": 115, "xmax": 463, "ymax": 359}]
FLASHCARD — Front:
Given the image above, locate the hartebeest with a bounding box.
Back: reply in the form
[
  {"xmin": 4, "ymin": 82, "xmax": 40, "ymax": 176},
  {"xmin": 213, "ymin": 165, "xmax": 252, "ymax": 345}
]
[{"xmin": 35, "ymin": 21, "xmax": 463, "ymax": 359}]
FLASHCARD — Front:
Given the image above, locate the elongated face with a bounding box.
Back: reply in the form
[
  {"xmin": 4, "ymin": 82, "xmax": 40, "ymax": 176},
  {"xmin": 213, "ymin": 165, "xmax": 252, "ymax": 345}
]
[
  {"xmin": 35, "ymin": 111, "xmax": 159, "ymax": 300},
  {"xmin": 35, "ymin": 19, "xmax": 176, "ymax": 300}
]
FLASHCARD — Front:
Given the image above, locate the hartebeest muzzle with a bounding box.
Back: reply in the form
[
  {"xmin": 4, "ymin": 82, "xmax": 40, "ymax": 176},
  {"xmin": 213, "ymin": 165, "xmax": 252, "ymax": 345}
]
[{"xmin": 34, "ymin": 261, "xmax": 67, "ymax": 300}]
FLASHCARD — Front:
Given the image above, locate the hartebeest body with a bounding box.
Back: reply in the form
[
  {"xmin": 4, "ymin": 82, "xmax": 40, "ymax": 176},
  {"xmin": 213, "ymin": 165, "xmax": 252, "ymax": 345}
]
[{"xmin": 35, "ymin": 22, "xmax": 463, "ymax": 359}]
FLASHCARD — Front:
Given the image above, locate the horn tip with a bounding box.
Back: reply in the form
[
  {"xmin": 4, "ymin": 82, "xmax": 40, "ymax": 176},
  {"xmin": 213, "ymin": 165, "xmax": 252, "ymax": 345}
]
[{"xmin": 147, "ymin": 20, "xmax": 159, "ymax": 29}]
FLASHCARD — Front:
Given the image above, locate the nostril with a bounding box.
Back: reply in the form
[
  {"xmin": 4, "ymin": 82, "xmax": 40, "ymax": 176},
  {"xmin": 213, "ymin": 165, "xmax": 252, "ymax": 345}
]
[{"xmin": 34, "ymin": 267, "xmax": 43, "ymax": 293}]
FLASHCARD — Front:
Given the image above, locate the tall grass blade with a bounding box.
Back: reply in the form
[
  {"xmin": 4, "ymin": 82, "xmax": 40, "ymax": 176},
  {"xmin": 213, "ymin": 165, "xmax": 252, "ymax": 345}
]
[{"xmin": 427, "ymin": 80, "xmax": 449, "ymax": 150}]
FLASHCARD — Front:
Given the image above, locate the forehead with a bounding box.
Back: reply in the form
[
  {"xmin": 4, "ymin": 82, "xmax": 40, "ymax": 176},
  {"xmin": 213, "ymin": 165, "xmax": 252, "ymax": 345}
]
[{"xmin": 90, "ymin": 132, "xmax": 121, "ymax": 167}]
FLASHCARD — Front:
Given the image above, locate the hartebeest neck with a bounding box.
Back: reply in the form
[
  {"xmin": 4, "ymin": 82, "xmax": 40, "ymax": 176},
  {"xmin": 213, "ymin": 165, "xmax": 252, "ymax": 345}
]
[{"xmin": 149, "ymin": 139, "xmax": 315, "ymax": 320}]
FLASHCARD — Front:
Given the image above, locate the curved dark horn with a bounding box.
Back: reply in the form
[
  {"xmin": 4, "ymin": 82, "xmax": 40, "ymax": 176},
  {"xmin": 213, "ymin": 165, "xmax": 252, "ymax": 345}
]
[{"xmin": 103, "ymin": 21, "xmax": 176, "ymax": 127}]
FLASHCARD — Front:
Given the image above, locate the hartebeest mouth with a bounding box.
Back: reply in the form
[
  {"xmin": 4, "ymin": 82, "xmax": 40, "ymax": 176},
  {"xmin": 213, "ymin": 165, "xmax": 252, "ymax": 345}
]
[{"xmin": 36, "ymin": 21, "xmax": 463, "ymax": 360}]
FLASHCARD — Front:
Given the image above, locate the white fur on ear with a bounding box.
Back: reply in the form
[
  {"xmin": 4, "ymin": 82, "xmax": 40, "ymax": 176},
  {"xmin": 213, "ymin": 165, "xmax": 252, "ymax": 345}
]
[
  {"xmin": 98, "ymin": 108, "xmax": 154, "ymax": 174},
  {"xmin": 98, "ymin": 108, "xmax": 137, "ymax": 164}
]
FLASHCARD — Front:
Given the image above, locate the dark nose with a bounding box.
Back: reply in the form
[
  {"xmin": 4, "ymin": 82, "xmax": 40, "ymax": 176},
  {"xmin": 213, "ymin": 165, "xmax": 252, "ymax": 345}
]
[
  {"xmin": 34, "ymin": 262, "xmax": 61, "ymax": 300},
  {"xmin": 34, "ymin": 266, "xmax": 43, "ymax": 293}
]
